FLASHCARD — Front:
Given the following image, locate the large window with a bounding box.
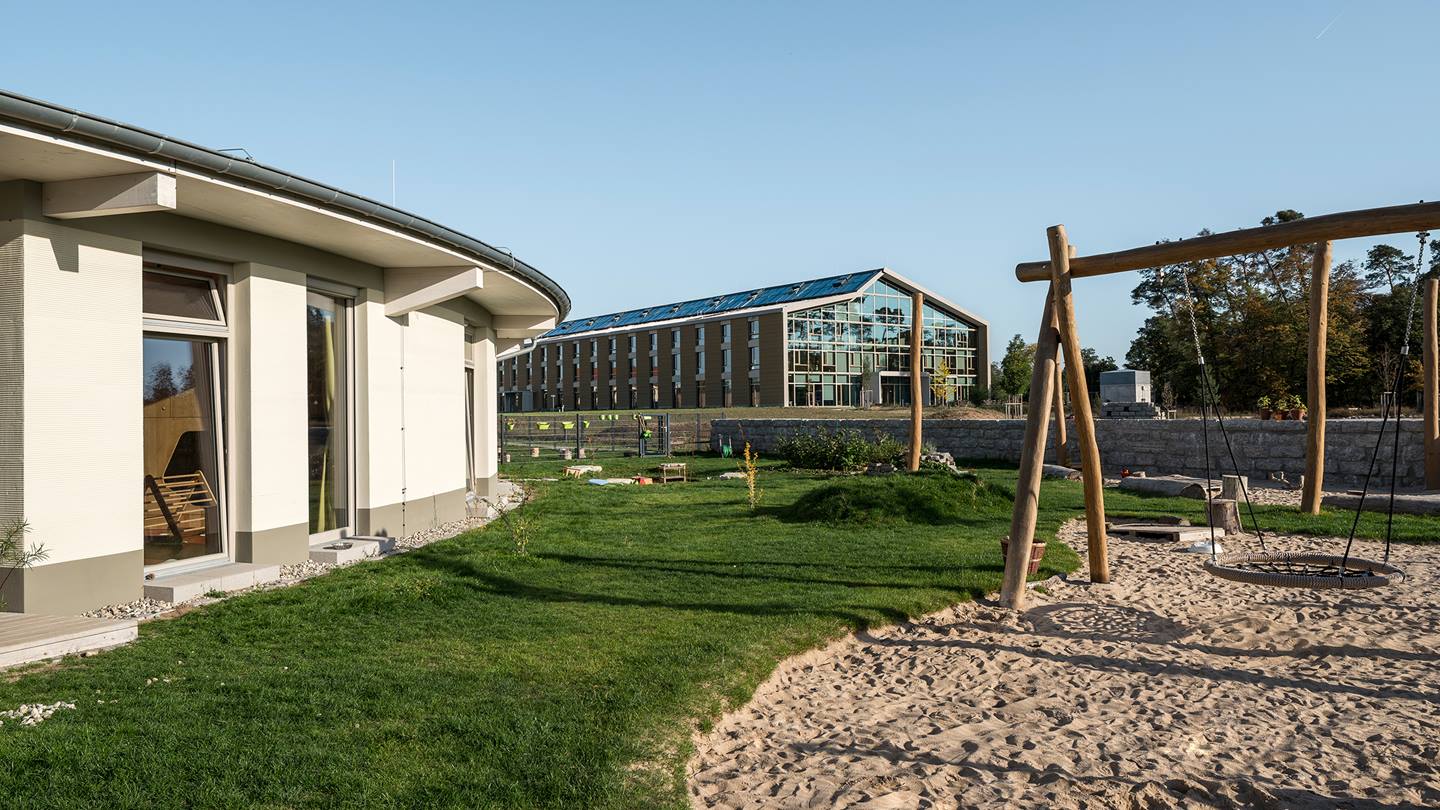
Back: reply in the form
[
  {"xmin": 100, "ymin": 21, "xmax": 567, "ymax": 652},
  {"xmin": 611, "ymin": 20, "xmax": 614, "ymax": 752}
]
[
  {"xmin": 464, "ymin": 366, "xmax": 476, "ymax": 489},
  {"xmin": 783, "ymin": 279, "xmax": 977, "ymax": 406},
  {"xmin": 306, "ymin": 290, "xmax": 351, "ymax": 536},
  {"xmin": 142, "ymin": 266, "xmax": 227, "ymax": 567}
]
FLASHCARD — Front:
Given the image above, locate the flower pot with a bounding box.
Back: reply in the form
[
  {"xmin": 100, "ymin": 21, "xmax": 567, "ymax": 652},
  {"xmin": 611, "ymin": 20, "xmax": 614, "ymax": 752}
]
[
  {"xmin": 1000, "ymin": 539, "xmax": 1047, "ymax": 576},
  {"xmin": 1290, "ymin": 409, "xmax": 1305, "ymax": 421},
  {"xmin": 1258, "ymin": 408, "xmax": 1272, "ymax": 420},
  {"xmin": 1269, "ymin": 411, "xmax": 1284, "ymax": 421}
]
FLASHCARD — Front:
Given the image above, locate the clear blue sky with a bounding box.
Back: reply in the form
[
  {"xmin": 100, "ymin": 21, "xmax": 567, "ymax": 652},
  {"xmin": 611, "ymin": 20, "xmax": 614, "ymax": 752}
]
[{"xmin": 4, "ymin": 2, "xmax": 1436, "ymax": 362}]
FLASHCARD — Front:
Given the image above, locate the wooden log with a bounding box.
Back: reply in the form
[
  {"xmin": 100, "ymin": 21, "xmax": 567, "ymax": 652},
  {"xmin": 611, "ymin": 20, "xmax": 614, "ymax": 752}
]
[
  {"xmin": 1301, "ymin": 241, "xmax": 1331, "ymax": 513},
  {"xmin": 1015, "ymin": 200, "xmax": 1440, "ymax": 283},
  {"xmin": 1118, "ymin": 475, "xmax": 1209, "ymax": 499},
  {"xmin": 1427, "ymin": 278, "xmax": 1439, "ymax": 490},
  {"xmin": 1322, "ymin": 491, "xmax": 1440, "ymax": 516},
  {"xmin": 1052, "ymin": 353, "xmax": 1069, "ymax": 468},
  {"xmin": 1207, "ymin": 498, "xmax": 1242, "ymax": 536},
  {"xmin": 1047, "ymin": 225, "xmax": 1110, "ymax": 584},
  {"xmin": 1000, "ymin": 286, "xmax": 1061, "ymax": 610},
  {"xmin": 908, "ymin": 291, "xmax": 924, "ymax": 472}
]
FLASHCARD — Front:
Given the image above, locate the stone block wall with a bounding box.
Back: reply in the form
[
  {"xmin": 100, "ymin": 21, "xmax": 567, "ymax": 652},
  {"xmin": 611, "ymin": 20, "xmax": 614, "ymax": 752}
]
[{"xmin": 711, "ymin": 417, "xmax": 1423, "ymax": 489}]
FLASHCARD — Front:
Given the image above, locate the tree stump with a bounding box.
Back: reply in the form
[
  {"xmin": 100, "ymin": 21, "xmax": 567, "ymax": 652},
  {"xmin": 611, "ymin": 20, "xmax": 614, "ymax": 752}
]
[
  {"xmin": 1221, "ymin": 475, "xmax": 1248, "ymax": 501},
  {"xmin": 1207, "ymin": 498, "xmax": 1242, "ymax": 536}
]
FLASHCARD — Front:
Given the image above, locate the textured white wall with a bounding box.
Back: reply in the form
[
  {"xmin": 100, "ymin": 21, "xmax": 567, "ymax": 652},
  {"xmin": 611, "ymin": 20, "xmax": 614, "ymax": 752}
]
[
  {"xmin": 22, "ymin": 222, "xmax": 143, "ymax": 565},
  {"xmin": 355, "ymin": 295, "xmax": 467, "ymax": 513},
  {"xmin": 231, "ymin": 263, "xmax": 308, "ymax": 533},
  {"xmin": 401, "ymin": 310, "xmax": 467, "ymax": 501}
]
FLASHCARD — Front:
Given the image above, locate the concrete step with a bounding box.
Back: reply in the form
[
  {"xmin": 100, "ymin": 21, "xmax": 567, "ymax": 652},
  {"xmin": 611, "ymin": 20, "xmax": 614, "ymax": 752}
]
[
  {"xmin": 308, "ymin": 536, "xmax": 395, "ymax": 565},
  {"xmin": 143, "ymin": 562, "xmax": 281, "ymax": 603}
]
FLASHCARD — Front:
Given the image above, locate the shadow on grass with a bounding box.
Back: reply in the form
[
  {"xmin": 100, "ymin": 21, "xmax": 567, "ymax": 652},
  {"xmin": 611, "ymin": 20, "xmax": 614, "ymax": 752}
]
[
  {"xmin": 535, "ymin": 552, "xmax": 1004, "ymax": 591},
  {"xmin": 410, "ymin": 548, "xmax": 946, "ymax": 629}
]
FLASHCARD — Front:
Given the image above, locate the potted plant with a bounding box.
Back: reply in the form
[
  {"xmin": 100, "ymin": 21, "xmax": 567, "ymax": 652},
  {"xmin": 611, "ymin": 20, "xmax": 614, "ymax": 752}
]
[
  {"xmin": 1000, "ymin": 535, "xmax": 1047, "ymax": 575},
  {"xmin": 1286, "ymin": 394, "xmax": 1306, "ymax": 421},
  {"xmin": 1257, "ymin": 395, "xmax": 1272, "ymax": 421}
]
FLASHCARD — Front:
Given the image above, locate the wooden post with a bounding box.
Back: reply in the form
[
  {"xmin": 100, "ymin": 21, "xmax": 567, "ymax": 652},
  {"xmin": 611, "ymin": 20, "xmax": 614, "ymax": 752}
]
[
  {"xmin": 1000, "ymin": 286, "xmax": 1060, "ymax": 609},
  {"xmin": 1301, "ymin": 241, "xmax": 1331, "ymax": 513},
  {"xmin": 908, "ymin": 291, "xmax": 924, "ymax": 472},
  {"xmin": 1047, "ymin": 225, "xmax": 1110, "ymax": 584},
  {"xmin": 1426, "ymin": 278, "xmax": 1439, "ymax": 490},
  {"xmin": 1052, "ymin": 355, "xmax": 1069, "ymax": 468}
]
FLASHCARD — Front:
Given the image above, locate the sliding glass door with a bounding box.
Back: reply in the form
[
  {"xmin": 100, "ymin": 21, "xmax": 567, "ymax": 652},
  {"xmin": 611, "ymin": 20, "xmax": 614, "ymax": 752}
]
[{"xmin": 306, "ymin": 291, "xmax": 352, "ymax": 538}]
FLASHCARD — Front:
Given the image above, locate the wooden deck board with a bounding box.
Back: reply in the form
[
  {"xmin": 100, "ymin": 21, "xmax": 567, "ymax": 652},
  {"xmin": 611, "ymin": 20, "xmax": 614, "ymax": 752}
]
[{"xmin": 0, "ymin": 613, "xmax": 138, "ymax": 669}]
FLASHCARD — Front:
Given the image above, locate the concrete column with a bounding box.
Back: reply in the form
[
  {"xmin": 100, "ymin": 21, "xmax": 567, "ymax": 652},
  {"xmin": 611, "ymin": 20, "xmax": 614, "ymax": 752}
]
[{"xmin": 231, "ymin": 263, "xmax": 309, "ymax": 563}]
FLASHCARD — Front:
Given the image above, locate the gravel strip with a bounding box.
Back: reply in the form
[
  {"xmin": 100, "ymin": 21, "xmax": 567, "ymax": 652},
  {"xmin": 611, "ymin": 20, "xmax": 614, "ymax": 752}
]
[{"xmin": 81, "ymin": 481, "xmax": 528, "ymax": 622}]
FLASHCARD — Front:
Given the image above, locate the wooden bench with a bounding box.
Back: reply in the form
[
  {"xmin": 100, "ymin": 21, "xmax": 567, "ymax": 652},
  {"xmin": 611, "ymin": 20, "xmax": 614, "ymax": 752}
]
[
  {"xmin": 144, "ymin": 472, "xmax": 216, "ymax": 544},
  {"xmin": 658, "ymin": 463, "xmax": 687, "ymax": 484}
]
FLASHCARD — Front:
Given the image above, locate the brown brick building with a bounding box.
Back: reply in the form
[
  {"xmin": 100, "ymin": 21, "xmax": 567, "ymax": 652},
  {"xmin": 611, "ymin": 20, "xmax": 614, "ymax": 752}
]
[{"xmin": 497, "ymin": 269, "xmax": 988, "ymax": 411}]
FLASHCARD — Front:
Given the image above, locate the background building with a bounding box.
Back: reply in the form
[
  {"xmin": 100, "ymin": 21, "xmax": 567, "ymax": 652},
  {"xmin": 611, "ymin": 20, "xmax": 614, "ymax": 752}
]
[{"xmin": 498, "ymin": 269, "xmax": 988, "ymax": 411}]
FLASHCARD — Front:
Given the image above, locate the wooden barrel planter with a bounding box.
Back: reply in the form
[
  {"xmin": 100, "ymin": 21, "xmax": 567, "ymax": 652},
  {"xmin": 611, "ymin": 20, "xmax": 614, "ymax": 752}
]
[{"xmin": 1000, "ymin": 538, "xmax": 1048, "ymax": 575}]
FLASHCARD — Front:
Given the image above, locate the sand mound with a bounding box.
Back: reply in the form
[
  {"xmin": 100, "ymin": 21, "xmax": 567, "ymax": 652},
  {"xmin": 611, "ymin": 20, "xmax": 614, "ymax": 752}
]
[{"xmin": 688, "ymin": 523, "xmax": 1440, "ymax": 809}]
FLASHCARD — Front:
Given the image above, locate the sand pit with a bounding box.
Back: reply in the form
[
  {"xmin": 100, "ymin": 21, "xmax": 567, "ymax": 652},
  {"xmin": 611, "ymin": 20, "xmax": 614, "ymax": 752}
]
[{"xmin": 688, "ymin": 523, "xmax": 1440, "ymax": 809}]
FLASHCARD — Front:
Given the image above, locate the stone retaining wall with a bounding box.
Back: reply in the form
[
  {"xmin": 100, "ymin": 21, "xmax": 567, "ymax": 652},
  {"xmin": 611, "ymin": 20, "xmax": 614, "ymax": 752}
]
[{"xmin": 710, "ymin": 417, "xmax": 1424, "ymax": 488}]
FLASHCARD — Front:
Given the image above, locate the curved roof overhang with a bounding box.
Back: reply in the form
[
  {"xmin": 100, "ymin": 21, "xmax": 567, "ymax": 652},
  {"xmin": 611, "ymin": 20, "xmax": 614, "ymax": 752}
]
[{"xmin": 0, "ymin": 90, "xmax": 569, "ymax": 329}]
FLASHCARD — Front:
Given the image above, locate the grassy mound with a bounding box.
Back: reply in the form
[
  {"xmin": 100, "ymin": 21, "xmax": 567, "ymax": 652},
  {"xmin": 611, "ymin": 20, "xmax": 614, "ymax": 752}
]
[{"xmin": 780, "ymin": 469, "xmax": 1011, "ymax": 526}]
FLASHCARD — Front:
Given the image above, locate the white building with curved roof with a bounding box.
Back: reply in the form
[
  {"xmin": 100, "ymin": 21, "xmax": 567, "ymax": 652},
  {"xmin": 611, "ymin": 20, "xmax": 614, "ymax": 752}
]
[{"xmin": 0, "ymin": 91, "xmax": 568, "ymax": 613}]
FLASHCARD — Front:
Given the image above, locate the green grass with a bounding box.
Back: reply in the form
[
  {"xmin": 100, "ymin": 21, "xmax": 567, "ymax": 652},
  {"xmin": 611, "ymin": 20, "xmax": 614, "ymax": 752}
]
[{"xmin": 0, "ymin": 456, "xmax": 1427, "ymax": 808}]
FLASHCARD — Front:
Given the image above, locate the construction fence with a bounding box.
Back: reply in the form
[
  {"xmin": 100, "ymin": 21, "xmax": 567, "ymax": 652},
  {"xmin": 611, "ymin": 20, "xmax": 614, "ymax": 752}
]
[{"xmin": 499, "ymin": 411, "xmax": 725, "ymax": 463}]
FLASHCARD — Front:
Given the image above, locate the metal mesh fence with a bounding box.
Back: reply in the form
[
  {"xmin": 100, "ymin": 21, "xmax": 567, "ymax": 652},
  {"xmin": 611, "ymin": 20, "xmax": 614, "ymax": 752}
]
[{"xmin": 498, "ymin": 411, "xmax": 728, "ymax": 464}]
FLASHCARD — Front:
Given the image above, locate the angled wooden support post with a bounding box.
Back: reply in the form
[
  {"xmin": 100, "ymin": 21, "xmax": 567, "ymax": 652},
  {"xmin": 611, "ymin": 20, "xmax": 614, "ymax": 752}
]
[
  {"xmin": 1426, "ymin": 278, "xmax": 1439, "ymax": 490},
  {"xmin": 1047, "ymin": 225, "xmax": 1109, "ymax": 583},
  {"xmin": 1000, "ymin": 285, "xmax": 1061, "ymax": 609},
  {"xmin": 1302, "ymin": 241, "xmax": 1332, "ymax": 513},
  {"xmin": 909, "ymin": 290, "xmax": 924, "ymax": 471},
  {"xmin": 1053, "ymin": 341, "xmax": 1069, "ymax": 468}
]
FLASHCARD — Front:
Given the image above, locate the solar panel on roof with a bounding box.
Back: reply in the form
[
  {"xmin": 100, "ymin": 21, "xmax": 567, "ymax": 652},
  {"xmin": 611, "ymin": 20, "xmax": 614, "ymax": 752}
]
[{"xmin": 542, "ymin": 270, "xmax": 881, "ymax": 339}]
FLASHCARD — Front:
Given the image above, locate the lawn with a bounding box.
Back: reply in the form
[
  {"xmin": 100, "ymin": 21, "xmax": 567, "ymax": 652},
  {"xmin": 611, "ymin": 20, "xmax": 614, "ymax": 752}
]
[{"xmin": 0, "ymin": 457, "xmax": 1426, "ymax": 808}]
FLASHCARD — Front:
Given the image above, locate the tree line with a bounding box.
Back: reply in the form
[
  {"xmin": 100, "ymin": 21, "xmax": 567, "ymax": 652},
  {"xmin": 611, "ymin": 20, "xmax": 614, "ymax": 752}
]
[
  {"xmin": 982, "ymin": 335, "xmax": 1116, "ymax": 404},
  {"xmin": 1125, "ymin": 210, "xmax": 1436, "ymax": 412},
  {"xmin": 984, "ymin": 210, "xmax": 1436, "ymax": 413}
]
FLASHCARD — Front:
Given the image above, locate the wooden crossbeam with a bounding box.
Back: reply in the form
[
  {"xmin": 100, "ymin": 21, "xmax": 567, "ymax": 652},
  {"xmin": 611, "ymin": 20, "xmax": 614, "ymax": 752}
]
[{"xmin": 1015, "ymin": 200, "xmax": 1440, "ymax": 282}]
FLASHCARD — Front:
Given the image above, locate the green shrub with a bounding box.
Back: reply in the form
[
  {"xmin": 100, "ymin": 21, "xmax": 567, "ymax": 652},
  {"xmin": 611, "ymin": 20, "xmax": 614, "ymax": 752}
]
[
  {"xmin": 780, "ymin": 469, "xmax": 1010, "ymax": 526},
  {"xmin": 773, "ymin": 428, "xmax": 906, "ymax": 471}
]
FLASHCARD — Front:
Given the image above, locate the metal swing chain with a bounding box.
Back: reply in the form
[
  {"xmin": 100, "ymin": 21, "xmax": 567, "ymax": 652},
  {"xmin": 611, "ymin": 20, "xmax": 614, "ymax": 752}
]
[
  {"xmin": 1385, "ymin": 231, "xmax": 1429, "ymax": 563},
  {"xmin": 1177, "ymin": 270, "xmax": 1268, "ymax": 553},
  {"xmin": 1176, "ymin": 272, "xmax": 1220, "ymax": 560},
  {"xmin": 1343, "ymin": 229, "xmax": 1428, "ymax": 570}
]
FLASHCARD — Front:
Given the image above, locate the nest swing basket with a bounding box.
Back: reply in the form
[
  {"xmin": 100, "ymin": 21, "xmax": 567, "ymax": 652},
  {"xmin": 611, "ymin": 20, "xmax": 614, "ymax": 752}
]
[{"xmin": 1203, "ymin": 552, "xmax": 1405, "ymax": 590}]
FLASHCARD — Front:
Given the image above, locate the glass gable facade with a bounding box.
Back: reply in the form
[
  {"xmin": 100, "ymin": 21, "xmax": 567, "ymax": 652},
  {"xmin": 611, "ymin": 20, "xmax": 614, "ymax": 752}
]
[{"xmin": 785, "ymin": 279, "xmax": 976, "ymax": 407}]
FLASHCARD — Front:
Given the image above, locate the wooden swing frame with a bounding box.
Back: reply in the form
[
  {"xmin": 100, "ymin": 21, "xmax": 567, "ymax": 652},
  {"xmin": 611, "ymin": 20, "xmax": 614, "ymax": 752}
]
[{"xmin": 1002, "ymin": 200, "xmax": 1440, "ymax": 609}]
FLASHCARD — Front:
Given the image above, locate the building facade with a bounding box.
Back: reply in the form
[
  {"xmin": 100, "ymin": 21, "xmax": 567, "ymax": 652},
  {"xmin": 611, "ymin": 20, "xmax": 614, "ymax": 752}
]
[
  {"xmin": 0, "ymin": 92, "xmax": 568, "ymax": 613},
  {"xmin": 497, "ymin": 269, "xmax": 988, "ymax": 411}
]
